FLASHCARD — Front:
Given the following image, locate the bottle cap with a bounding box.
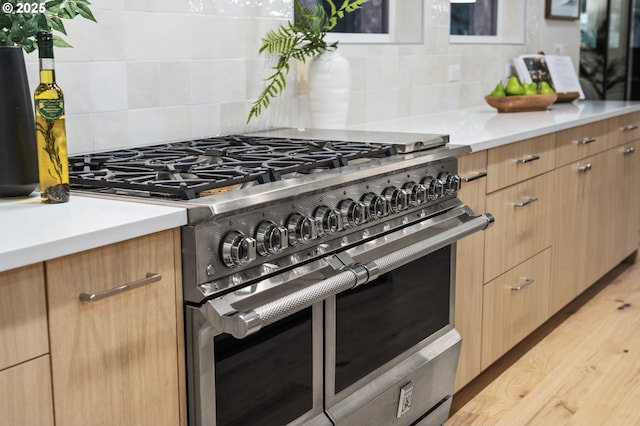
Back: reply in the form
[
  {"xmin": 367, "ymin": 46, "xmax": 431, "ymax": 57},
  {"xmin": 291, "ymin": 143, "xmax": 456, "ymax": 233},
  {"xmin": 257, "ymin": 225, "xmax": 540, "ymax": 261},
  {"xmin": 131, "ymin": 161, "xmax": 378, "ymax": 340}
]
[{"xmin": 36, "ymin": 32, "xmax": 54, "ymax": 58}]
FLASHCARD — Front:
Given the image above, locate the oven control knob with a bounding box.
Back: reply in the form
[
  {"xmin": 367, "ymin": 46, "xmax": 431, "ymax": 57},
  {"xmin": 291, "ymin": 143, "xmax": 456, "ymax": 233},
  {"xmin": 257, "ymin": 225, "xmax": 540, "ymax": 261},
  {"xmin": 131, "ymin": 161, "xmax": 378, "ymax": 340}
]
[
  {"xmin": 287, "ymin": 213, "xmax": 318, "ymax": 246},
  {"xmin": 221, "ymin": 231, "xmax": 257, "ymax": 268},
  {"xmin": 438, "ymin": 172, "xmax": 462, "ymax": 194},
  {"xmin": 383, "ymin": 186, "xmax": 409, "ymax": 213},
  {"xmin": 255, "ymin": 220, "xmax": 289, "ymax": 256},
  {"xmin": 361, "ymin": 192, "xmax": 388, "ymax": 220},
  {"xmin": 421, "ymin": 176, "xmax": 445, "ymax": 200},
  {"xmin": 339, "ymin": 198, "xmax": 367, "ymax": 228},
  {"xmin": 402, "ymin": 182, "xmax": 427, "ymax": 206},
  {"xmin": 315, "ymin": 205, "xmax": 343, "ymax": 236}
]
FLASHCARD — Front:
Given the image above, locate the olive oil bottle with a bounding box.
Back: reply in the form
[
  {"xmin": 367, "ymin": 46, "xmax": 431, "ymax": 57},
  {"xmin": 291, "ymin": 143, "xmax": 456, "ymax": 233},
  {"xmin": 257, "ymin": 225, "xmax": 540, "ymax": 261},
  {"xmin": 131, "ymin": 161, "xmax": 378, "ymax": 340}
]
[{"xmin": 34, "ymin": 31, "xmax": 69, "ymax": 203}]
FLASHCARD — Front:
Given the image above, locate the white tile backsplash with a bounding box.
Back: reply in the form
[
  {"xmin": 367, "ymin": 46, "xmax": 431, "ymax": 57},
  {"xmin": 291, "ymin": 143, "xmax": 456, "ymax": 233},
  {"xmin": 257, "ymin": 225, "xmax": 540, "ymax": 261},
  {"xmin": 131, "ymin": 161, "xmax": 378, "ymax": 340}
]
[
  {"xmin": 127, "ymin": 62, "xmax": 160, "ymax": 108},
  {"xmin": 191, "ymin": 103, "xmax": 221, "ymax": 137},
  {"xmin": 124, "ymin": 13, "xmax": 191, "ymax": 60},
  {"xmin": 216, "ymin": 60, "xmax": 247, "ymax": 102},
  {"xmin": 124, "ymin": 0, "xmax": 193, "ymax": 13},
  {"xmin": 160, "ymin": 106, "xmax": 193, "ymax": 141},
  {"xmin": 127, "ymin": 108, "xmax": 165, "ymax": 146},
  {"xmin": 88, "ymin": 9, "xmax": 127, "ymax": 61},
  {"xmin": 190, "ymin": 60, "xmax": 220, "ymax": 104},
  {"xmin": 92, "ymin": 111, "xmax": 129, "ymax": 151},
  {"xmin": 20, "ymin": 0, "xmax": 577, "ymax": 153},
  {"xmin": 58, "ymin": 62, "xmax": 92, "ymax": 114},
  {"xmin": 65, "ymin": 114, "xmax": 94, "ymax": 154},
  {"xmin": 159, "ymin": 62, "xmax": 192, "ymax": 106},
  {"xmin": 88, "ymin": 62, "xmax": 128, "ymax": 112}
]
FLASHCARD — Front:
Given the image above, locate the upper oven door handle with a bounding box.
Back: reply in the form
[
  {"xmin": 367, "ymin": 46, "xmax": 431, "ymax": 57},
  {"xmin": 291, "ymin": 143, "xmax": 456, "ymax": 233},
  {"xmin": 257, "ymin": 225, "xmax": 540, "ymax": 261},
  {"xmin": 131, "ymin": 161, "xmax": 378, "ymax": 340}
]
[{"xmin": 201, "ymin": 210, "xmax": 494, "ymax": 339}]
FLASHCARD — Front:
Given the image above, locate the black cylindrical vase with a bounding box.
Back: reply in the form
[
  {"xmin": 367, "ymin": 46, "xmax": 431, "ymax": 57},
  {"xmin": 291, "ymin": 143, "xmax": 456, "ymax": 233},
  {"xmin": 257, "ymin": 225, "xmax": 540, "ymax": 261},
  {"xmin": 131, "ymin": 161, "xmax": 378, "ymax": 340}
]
[{"xmin": 0, "ymin": 46, "xmax": 38, "ymax": 197}]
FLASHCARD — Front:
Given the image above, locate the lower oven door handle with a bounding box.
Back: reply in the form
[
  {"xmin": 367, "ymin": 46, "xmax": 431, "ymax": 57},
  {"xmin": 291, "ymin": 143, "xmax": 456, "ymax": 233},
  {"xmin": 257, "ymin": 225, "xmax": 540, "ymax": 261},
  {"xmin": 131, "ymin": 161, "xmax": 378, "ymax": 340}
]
[
  {"xmin": 373, "ymin": 212, "xmax": 493, "ymax": 275},
  {"xmin": 201, "ymin": 212, "xmax": 494, "ymax": 339}
]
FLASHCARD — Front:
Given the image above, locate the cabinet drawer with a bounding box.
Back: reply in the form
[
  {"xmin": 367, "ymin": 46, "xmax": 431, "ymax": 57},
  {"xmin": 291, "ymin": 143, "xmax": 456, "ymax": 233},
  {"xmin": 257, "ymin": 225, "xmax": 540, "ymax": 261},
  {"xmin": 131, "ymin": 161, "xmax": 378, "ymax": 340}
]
[
  {"xmin": 459, "ymin": 151, "xmax": 487, "ymax": 186},
  {"xmin": 481, "ymin": 248, "xmax": 551, "ymax": 369},
  {"xmin": 487, "ymin": 133, "xmax": 555, "ymax": 193},
  {"xmin": 0, "ymin": 263, "xmax": 49, "ymax": 370},
  {"xmin": 607, "ymin": 111, "xmax": 640, "ymax": 148},
  {"xmin": 556, "ymin": 120, "xmax": 609, "ymax": 166},
  {"xmin": 484, "ymin": 172, "xmax": 554, "ymax": 283},
  {"xmin": 0, "ymin": 355, "xmax": 54, "ymax": 425}
]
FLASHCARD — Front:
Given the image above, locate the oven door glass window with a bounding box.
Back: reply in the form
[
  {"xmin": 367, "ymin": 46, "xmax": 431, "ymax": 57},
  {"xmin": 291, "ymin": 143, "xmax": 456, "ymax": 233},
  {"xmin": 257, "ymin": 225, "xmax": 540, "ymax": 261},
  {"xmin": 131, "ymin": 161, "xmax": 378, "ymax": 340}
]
[
  {"xmin": 214, "ymin": 308, "xmax": 313, "ymax": 425},
  {"xmin": 334, "ymin": 246, "xmax": 451, "ymax": 393}
]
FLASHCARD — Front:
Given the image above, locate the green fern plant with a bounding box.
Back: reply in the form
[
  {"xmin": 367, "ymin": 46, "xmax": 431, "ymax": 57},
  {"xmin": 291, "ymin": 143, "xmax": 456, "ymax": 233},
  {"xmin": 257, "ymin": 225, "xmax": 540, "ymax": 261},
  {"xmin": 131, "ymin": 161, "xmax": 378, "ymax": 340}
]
[{"xmin": 246, "ymin": 0, "xmax": 368, "ymax": 124}]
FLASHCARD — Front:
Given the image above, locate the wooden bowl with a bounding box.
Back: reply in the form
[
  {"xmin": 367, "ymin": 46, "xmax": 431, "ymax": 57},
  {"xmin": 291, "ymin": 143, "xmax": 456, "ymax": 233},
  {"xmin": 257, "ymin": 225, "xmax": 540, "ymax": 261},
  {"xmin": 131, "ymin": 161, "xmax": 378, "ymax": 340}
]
[
  {"xmin": 556, "ymin": 91, "xmax": 580, "ymax": 103},
  {"xmin": 484, "ymin": 93, "xmax": 559, "ymax": 113}
]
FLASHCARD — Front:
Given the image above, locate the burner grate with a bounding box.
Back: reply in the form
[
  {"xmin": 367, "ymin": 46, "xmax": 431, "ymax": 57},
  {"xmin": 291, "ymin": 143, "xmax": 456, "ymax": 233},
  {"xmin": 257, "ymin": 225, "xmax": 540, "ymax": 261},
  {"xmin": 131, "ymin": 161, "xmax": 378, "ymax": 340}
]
[{"xmin": 69, "ymin": 135, "xmax": 396, "ymax": 200}]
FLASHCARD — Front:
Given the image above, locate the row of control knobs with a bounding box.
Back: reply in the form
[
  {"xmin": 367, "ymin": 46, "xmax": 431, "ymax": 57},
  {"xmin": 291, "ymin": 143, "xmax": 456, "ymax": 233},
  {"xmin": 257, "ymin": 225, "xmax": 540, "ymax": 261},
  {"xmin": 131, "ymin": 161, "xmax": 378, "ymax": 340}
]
[{"xmin": 221, "ymin": 173, "xmax": 461, "ymax": 268}]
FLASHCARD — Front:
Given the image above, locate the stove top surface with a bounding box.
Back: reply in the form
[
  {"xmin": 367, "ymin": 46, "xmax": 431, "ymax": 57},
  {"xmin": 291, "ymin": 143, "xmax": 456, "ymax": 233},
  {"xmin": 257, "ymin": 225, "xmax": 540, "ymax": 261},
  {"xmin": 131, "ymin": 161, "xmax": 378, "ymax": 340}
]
[{"xmin": 69, "ymin": 130, "xmax": 447, "ymax": 200}]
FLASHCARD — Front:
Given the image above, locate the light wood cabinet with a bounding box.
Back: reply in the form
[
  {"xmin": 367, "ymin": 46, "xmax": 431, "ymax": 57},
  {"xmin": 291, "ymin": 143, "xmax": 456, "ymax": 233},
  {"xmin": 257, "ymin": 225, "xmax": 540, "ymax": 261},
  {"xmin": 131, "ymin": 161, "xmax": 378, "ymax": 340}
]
[
  {"xmin": 0, "ymin": 263, "xmax": 48, "ymax": 370},
  {"xmin": 555, "ymin": 119, "xmax": 609, "ymax": 167},
  {"xmin": 551, "ymin": 117, "xmax": 640, "ymax": 314},
  {"xmin": 583, "ymin": 149, "xmax": 618, "ymax": 289},
  {"xmin": 46, "ymin": 229, "xmax": 184, "ymax": 426},
  {"xmin": 0, "ymin": 264, "xmax": 53, "ymax": 426},
  {"xmin": 607, "ymin": 111, "xmax": 640, "ymax": 148},
  {"xmin": 484, "ymin": 172, "xmax": 554, "ymax": 283},
  {"xmin": 454, "ymin": 151, "xmax": 487, "ymax": 391},
  {"xmin": 0, "ymin": 355, "xmax": 54, "ymax": 426},
  {"xmin": 481, "ymin": 248, "xmax": 551, "ymax": 369},
  {"xmin": 451, "ymin": 112, "xmax": 640, "ymax": 391},
  {"xmin": 486, "ymin": 133, "xmax": 556, "ymax": 193},
  {"xmin": 550, "ymin": 149, "xmax": 615, "ymax": 313},
  {"xmin": 610, "ymin": 140, "xmax": 640, "ymax": 264},
  {"xmin": 550, "ymin": 158, "xmax": 592, "ymax": 313},
  {"xmin": 464, "ymin": 112, "xmax": 640, "ymax": 377}
]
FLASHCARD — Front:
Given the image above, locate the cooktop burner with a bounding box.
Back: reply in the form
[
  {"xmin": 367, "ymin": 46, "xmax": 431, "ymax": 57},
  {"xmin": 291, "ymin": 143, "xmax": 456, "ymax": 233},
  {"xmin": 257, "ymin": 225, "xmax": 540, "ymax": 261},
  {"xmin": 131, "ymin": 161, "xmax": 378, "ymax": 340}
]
[{"xmin": 69, "ymin": 135, "xmax": 397, "ymax": 199}]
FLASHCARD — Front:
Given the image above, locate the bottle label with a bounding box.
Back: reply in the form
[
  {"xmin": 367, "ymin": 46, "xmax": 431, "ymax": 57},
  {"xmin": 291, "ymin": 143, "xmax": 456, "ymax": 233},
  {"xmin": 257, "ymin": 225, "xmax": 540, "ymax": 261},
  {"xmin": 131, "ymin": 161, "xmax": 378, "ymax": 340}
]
[{"xmin": 35, "ymin": 99, "xmax": 65, "ymax": 120}]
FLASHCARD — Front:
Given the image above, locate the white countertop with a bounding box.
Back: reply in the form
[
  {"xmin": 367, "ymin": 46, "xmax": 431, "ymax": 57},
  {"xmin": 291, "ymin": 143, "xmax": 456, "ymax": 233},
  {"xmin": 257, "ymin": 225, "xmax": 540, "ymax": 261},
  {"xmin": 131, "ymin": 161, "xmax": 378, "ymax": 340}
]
[
  {"xmin": 349, "ymin": 100, "xmax": 640, "ymax": 151},
  {"xmin": 3, "ymin": 100, "xmax": 639, "ymax": 273},
  {"xmin": 0, "ymin": 193, "xmax": 187, "ymax": 272}
]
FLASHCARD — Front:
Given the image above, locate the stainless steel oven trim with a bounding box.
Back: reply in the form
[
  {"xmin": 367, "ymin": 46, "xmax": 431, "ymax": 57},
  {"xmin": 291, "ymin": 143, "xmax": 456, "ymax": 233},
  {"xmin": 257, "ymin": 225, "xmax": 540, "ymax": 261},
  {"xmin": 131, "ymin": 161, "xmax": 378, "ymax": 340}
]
[
  {"xmin": 185, "ymin": 303, "xmax": 326, "ymax": 426},
  {"xmin": 183, "ymin": 161, "xmax": 464, "ymax": 302},
  {"xmin": 182, "ymin": 145, "xmax": 471, "ymax": 224},
  {"xmin": 199, "ymin": 206, "xmax": 493, "ymax": 339},
  {"xmin": 187, "ymin": 197, "xmax": 463, "ymax": 302},
  {"xmin": 325, "ymin": 328, "xmax": 462, "ymax": 426}
]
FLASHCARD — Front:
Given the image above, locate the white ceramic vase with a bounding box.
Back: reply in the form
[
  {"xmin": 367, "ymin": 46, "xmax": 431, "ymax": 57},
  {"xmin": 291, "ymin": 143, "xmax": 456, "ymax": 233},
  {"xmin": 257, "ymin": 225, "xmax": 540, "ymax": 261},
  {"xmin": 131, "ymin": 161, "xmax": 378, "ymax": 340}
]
[{"xmin": 307, "ymin": 49, "xmax": 352, "ymax": 129}]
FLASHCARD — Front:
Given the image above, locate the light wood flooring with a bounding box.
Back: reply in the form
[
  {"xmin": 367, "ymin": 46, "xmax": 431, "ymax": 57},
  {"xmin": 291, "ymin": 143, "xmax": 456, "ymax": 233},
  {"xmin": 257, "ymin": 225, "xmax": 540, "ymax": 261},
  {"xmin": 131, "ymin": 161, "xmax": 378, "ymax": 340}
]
[{"xmin": 446, "ymin": 256, "xmax": 640, "ymax": 425}]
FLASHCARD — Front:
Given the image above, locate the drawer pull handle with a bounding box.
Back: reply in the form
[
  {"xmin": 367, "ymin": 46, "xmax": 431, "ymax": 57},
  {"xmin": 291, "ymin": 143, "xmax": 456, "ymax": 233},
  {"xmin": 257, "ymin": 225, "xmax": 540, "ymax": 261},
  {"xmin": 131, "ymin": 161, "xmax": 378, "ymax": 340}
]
[
  {"xmin": 578, "ymin": 163, "xmax": 592, "ymax": 172},
  {"xmin": 577, "ymin": 137, "xmax": 597, "ymax": 145},
  {"xmin": 462, "ymin": 171, "xmax": 487, "ymax": 182},
  {"xmin": 513, "ymin": 197, "xmax": 538, "ymax": 207},
  {"xmin": 510, "ymin": 277, "xmax": 535, "ymax": 291},
  {"xmin": 624, "ymin": 146, "xmax": 636, "ymax": 155},
  {"xmin": 516, "ymin": 155, "xmax": 540, "ymax": 164},
  {"xmin": 79, "ymin": 272, "xmax": 162, "ymax": 302},
  {"xmin": 623, "ymin": 124, "xmax": 638, "ymax": 132}
]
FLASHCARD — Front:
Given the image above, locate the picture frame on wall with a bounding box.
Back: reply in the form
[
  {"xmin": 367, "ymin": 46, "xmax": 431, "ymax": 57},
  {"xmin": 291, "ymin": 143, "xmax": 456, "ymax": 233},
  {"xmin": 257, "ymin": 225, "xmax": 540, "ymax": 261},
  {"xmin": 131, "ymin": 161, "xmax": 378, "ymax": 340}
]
[{"xmin": 545, "ymin": 0, "xmax": 581, "ymax": 20}]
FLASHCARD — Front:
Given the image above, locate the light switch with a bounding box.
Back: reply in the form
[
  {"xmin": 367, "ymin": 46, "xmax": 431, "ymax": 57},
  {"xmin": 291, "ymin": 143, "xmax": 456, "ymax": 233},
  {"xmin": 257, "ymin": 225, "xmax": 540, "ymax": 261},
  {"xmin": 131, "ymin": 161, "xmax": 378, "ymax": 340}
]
[{"xmin": 448, "ymin": 64, "xmax": 461, "ymax": 82}]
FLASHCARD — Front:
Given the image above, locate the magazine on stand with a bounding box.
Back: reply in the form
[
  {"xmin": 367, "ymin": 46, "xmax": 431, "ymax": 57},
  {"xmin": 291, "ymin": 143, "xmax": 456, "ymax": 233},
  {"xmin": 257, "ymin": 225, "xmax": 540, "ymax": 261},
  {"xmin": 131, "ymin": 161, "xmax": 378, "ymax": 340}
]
[{"xmin": 514, "ymin": 54, "xmax": 585, "ymax": 100}]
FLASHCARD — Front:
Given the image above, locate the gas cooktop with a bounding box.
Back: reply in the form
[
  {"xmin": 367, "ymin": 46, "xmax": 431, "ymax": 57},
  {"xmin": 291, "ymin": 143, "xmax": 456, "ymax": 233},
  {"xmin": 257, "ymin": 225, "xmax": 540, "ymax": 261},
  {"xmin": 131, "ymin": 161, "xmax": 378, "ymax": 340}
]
[{"xmin": 68, "ymin": 129, "xmax": 448, "ymax": 200}]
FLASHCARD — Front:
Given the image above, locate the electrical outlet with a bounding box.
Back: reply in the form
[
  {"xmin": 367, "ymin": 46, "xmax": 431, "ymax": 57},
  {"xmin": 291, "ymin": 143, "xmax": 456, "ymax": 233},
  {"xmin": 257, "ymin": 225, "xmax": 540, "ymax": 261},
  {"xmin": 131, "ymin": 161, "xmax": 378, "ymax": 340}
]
[
  {"xmin": 396, "ymin": 382, "xmax": 414, "ymax": 418},
  {"xmin": 448, "ymin": 64, "xmax": 460, "ymax": 82}
]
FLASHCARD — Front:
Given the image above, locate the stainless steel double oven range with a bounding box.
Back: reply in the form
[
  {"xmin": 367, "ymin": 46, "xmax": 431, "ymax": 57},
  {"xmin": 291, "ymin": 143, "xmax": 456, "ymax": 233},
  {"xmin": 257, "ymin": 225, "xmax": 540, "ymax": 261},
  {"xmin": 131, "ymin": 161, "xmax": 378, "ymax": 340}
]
[{"xmin": 69, "ymin": 128, "xmax": 493, "ymax": 426}]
